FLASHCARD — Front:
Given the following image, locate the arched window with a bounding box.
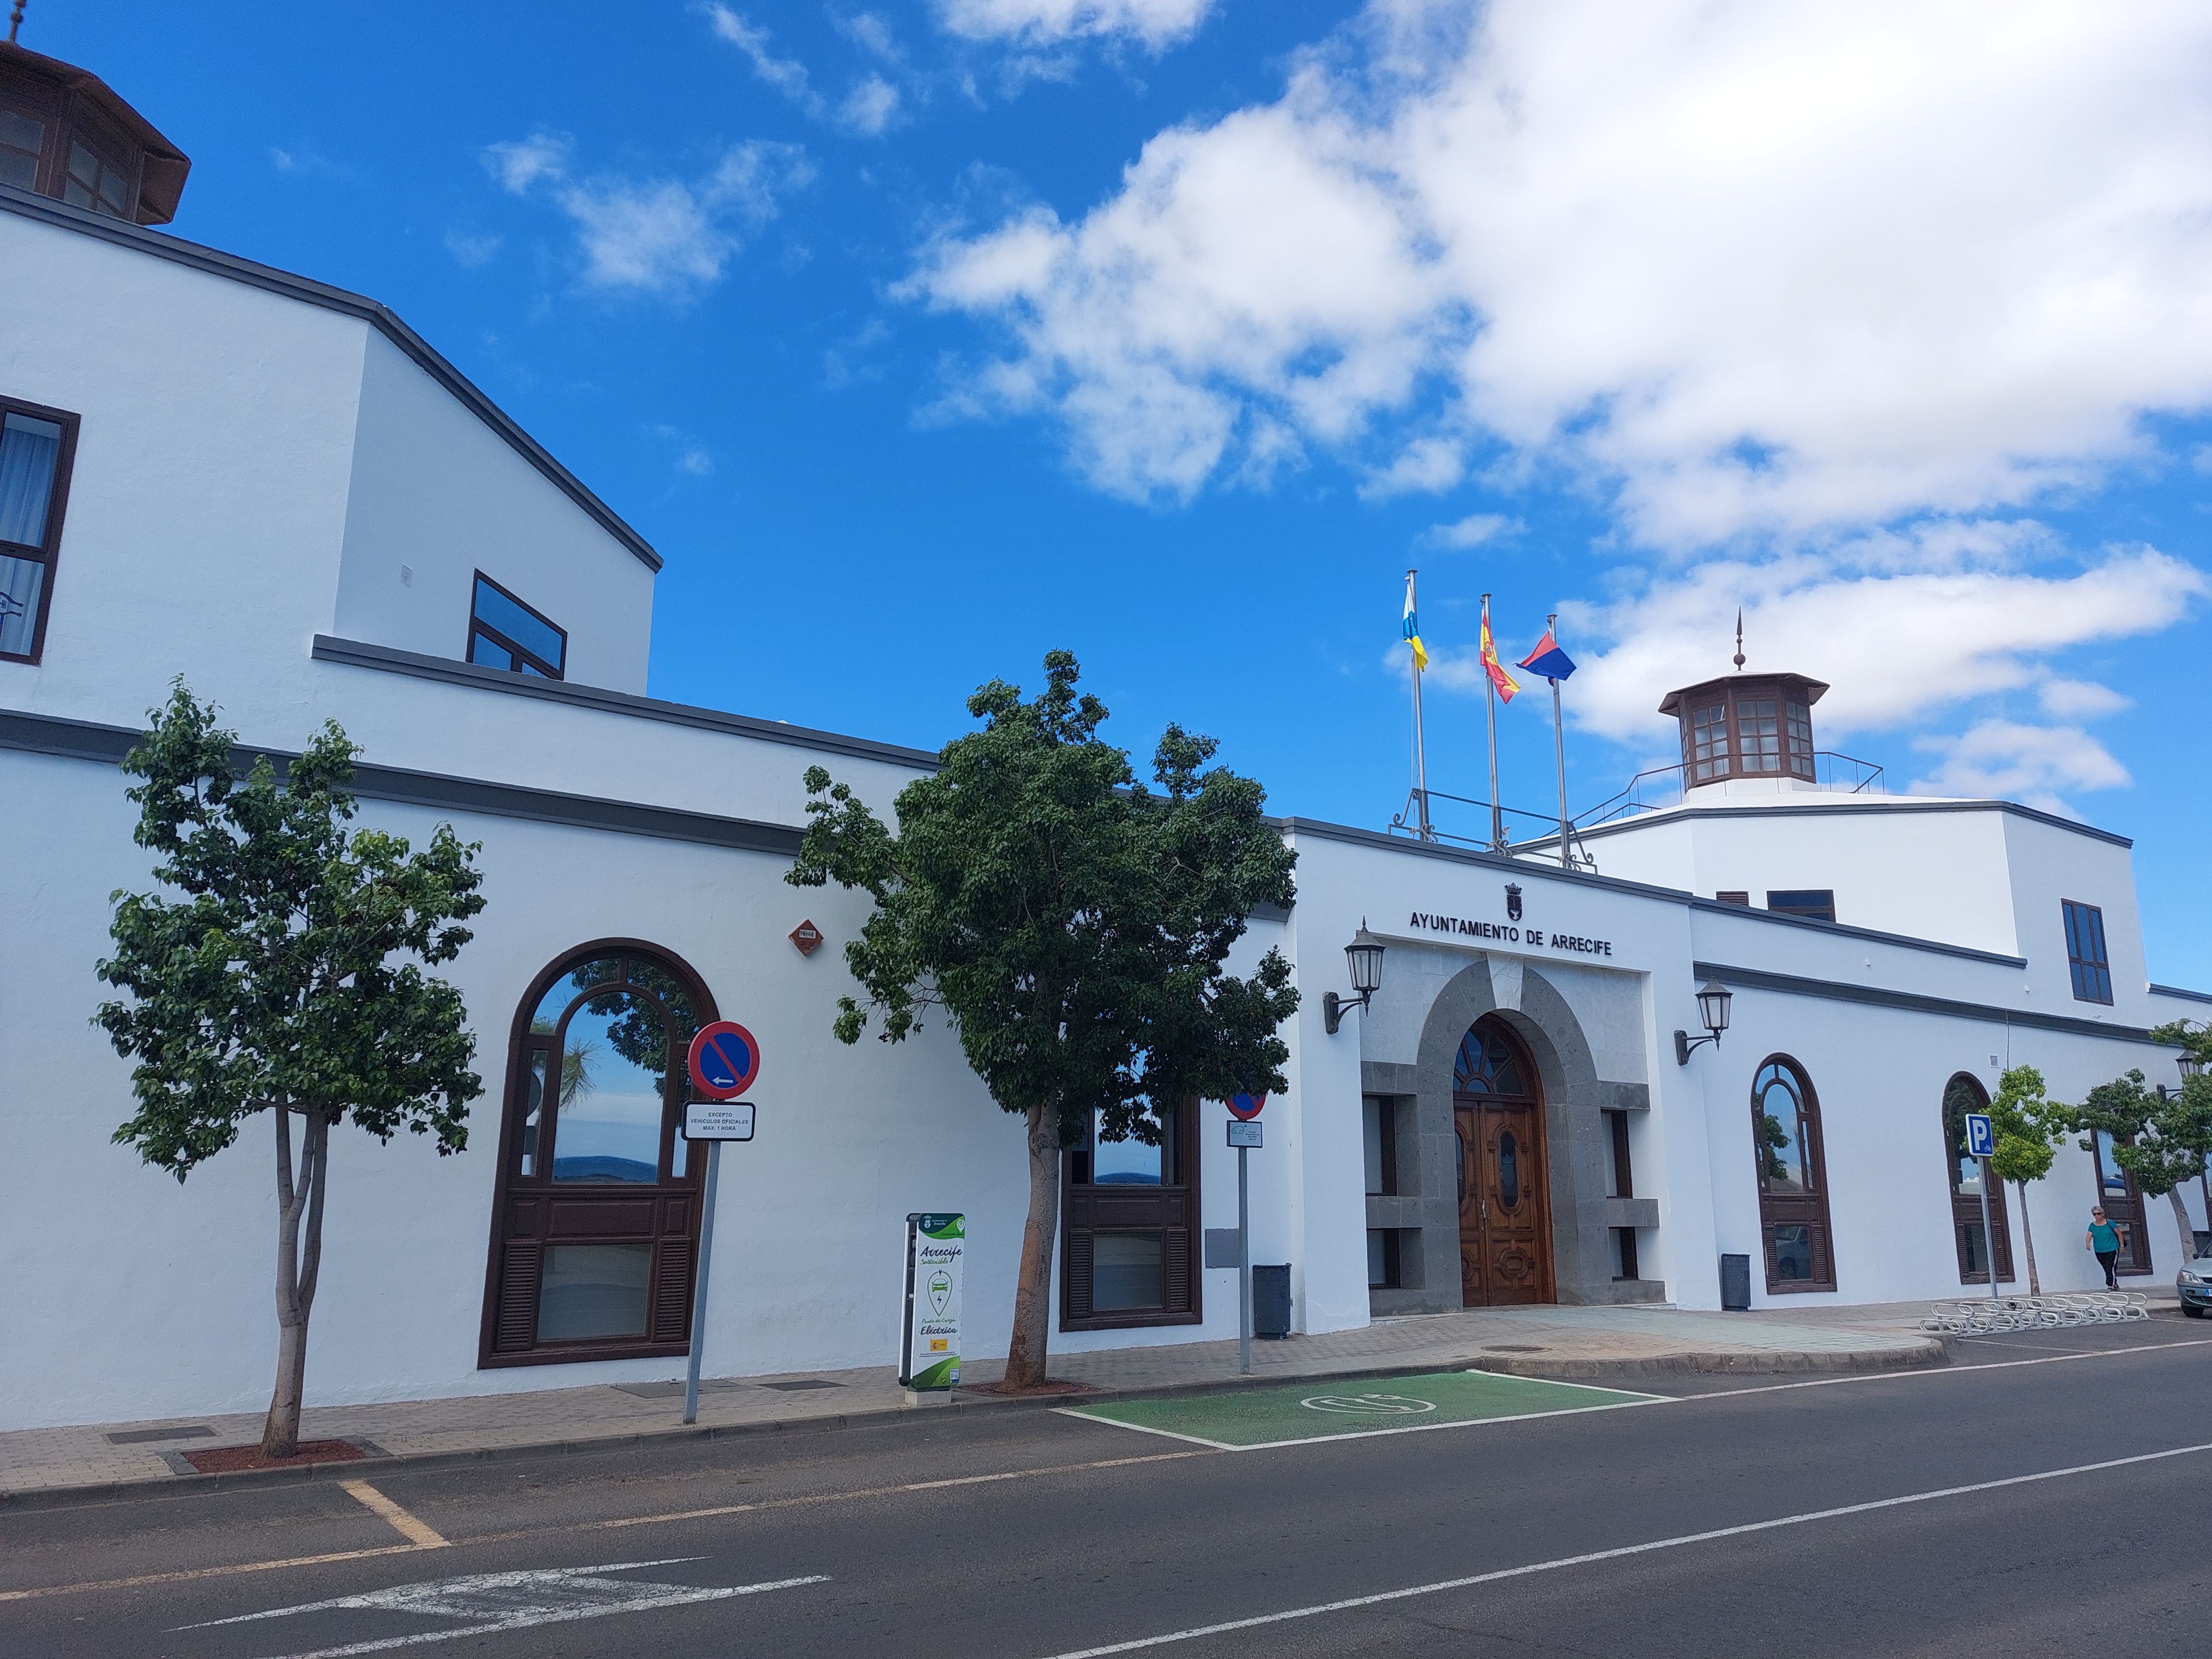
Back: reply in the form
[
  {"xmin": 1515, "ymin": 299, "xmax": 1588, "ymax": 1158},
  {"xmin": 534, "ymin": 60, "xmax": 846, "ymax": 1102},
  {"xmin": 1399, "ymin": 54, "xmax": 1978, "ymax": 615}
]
[
  {"xmin": 1751, "ymin": 1057, "xmax": 1835, "ymax": 1292},
  {"xmin": 1941, "ymin": 1073, "xmax": 2013, "ymax": 1285},
  {"xmin": 480, "ymin": 942, "xmax": 717, "ymax": 1366}
]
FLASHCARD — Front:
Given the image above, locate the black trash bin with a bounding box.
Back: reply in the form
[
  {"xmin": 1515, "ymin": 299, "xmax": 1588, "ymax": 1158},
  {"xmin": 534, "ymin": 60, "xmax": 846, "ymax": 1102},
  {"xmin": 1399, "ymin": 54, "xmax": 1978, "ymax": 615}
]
[
  {"xmin": 1252, "ymin": 1264, "xmax": 1292, "ymax": 1338},
  {"xmin": 1719, "ymin": 1252, "xmax": 1751, "ymax": 1311}
]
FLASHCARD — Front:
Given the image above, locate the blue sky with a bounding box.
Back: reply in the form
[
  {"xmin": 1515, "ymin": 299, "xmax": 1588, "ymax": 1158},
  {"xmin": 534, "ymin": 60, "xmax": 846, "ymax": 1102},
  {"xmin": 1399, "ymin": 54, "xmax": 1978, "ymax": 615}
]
[{"xmin": 51, "ymin": 1, "xmax": 2212, "ymax": 988}]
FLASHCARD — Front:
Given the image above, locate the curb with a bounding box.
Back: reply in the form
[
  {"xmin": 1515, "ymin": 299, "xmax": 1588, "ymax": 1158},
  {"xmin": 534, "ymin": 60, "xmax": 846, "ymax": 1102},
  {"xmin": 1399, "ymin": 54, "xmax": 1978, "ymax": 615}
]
[{"xmin": 0, "ymin": 1337, "xmax": 1948, "ymax": 1513}]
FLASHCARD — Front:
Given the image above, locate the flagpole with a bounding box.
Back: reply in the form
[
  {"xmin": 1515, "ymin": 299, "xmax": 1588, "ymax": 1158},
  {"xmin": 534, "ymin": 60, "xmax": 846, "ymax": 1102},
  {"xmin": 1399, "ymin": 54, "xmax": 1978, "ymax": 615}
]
[
  {"xmin": 1409, "ymin": 569, "xmax": 1432, "ymax": 841},
  {"xmin": 1482, "ymin": 593, "xmax": 1504, "ymax": 853},
  {"xmin": 1548, "ymin": 611, "xmax": 1570, "ymax": 870}
]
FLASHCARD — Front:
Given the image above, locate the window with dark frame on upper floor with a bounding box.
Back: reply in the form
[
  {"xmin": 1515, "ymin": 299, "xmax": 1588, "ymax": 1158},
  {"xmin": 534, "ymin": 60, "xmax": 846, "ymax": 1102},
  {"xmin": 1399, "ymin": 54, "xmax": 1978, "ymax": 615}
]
[
  {"xmin": 1767, "ymin": 889, "xmax": 1836, "ymax": 923},
  {"xmin": 2062, "ymin": 899, "xmax": 2112, "ymax": 1005},
  {"xmin": 0, "ymin": 395, "xmax": 78, "ymax": 664},
  {"xmin": 467, "ymin": 571, "xmax": 567, "ymax": 680}
]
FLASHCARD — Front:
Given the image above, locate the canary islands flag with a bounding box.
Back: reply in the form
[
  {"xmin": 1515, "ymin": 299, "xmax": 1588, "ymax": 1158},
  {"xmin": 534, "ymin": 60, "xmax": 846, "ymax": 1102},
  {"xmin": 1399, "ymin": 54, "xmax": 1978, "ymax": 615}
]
[
  {"xmin": 1402, "ymin": 575, "xmax": 1429, "ymax": 672},
  {"xmin": 1517, "ymin": 627, "xmax": 1577, "ymax": 683},
  {"xmin": 1480, "ymin": 609, "xmax": 1520, "ymax": 703}
]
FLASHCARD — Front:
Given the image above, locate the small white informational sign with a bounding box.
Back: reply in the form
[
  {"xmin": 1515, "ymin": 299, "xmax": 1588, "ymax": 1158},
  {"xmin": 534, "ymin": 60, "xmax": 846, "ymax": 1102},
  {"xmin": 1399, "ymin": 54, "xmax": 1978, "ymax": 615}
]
[
  {"xmin": 1228, "ymin": 1120, "xmax": 1263, "ymax": 1149},
  {"xmin": 683, "ymin": 1100, "xmax": 756, "ymax": 1142},
  {"xmin": 899, "ymin": 1213, "xmax": 964, "ymax": 1390}
]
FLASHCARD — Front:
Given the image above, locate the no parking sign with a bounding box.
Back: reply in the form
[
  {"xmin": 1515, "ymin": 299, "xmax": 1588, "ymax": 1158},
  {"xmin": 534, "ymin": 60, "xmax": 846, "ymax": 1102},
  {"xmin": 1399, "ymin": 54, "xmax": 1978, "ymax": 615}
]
[{"xmin": 687, "ymin": 1021, "xmax": 761, "ymax": 1101}]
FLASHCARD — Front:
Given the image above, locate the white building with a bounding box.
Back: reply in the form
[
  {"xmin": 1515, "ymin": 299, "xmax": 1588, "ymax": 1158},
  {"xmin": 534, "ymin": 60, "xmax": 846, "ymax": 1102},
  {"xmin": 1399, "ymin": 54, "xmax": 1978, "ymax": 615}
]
[{"xmin": 3, "ymin": 43, "xmax": 2205, "ymax": 1431}]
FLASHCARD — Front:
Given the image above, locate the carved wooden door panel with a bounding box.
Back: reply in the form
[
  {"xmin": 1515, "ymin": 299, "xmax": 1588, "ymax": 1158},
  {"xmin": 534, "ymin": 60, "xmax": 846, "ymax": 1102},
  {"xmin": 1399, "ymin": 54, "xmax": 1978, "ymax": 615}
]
[{"xmin": 1457, "ymin": 1100, "xmax": 1555, "ymax": 1306}]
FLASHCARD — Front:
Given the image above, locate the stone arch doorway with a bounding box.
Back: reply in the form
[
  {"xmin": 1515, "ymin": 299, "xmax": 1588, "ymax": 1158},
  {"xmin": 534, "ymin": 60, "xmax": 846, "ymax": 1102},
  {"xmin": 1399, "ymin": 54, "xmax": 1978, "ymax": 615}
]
[{"xmin": 1454, "ymin": 1017, "xmax": 1556, "ymax": 1305}]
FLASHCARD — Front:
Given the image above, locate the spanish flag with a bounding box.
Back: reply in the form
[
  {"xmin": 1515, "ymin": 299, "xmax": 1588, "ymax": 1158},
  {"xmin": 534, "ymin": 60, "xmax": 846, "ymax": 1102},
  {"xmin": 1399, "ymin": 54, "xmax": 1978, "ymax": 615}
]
[
  {"xmin": 1402, "ymin": 574, "xmax": 1429, "ymax": 672},
  {"xmin": 1480, "ymin": 605, "xmax": 1520, "ymax": 703}
]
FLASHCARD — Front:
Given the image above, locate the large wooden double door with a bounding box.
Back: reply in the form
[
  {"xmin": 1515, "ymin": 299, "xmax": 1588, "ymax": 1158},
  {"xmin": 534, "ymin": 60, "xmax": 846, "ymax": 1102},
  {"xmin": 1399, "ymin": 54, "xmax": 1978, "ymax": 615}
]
[{"xmin": 1453, "ymin": 1020, "xmax": 1555, "ymax": 1306}]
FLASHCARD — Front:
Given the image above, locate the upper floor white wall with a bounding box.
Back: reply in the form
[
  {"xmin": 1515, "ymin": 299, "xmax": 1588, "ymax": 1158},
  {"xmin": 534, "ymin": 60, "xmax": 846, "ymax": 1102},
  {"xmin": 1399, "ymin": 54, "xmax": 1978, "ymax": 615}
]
[
  {"xmin": 0, "ymin": 197, "xmax": 656, "ymax": 728},
  {"xmin": 331, "ymin": 331, "xmax": 652, "ymax": 694}
]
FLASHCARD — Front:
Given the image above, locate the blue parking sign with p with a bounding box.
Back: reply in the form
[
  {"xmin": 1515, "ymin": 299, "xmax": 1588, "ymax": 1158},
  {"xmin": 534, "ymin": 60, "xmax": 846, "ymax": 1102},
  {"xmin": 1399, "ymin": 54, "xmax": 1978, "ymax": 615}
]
[{"xmin": 1965, "ymin": 1112, "xmax": 1995, "ymax": 1159}]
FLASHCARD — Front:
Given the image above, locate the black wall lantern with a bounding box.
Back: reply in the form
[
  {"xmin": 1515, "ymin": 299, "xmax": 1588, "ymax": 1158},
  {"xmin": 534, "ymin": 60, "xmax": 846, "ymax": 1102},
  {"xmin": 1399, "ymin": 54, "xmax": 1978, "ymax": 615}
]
[
  {"xmin": 1324, "ymin": 920, "xmax": 1387, "ymax": 1035},
  {"xmin": 1673, "ymin": 979, "xmax": 1733, "ymax": 1065}
]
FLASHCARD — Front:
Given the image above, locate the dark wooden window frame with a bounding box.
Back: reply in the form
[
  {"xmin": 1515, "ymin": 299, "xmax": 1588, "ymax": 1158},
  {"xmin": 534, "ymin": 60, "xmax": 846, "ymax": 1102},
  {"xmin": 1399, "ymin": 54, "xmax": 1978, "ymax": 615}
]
[
  {"xmin": 1060, "ymin": 1100, "xmax": 1202, "ymax": 1332},
  {"xmin": 1767, "ymin": 889, "xmax": 1837, "ymax": 923},
  {"xmin": 1941, "ymin": 1072, "xmax": 2013, "ymax": 1285},
  {"xmin": 2061, "ymin": 899, "xmax": 2113, "ymax": 1006},
  {"xmin": 2088, "ymin": 1128, "xmax": 2155, "ymax": 1277},
  {"xmin": 0, "ymin": 392, "xmax": 80, "ymax": 665},
  {"xmin": 1678, "ymin": 681, "xmax": 1817, "ymax": 785},
  {"xmin": 1751, "ymin": 1053, "xmax": 1838, "ymax": 1294},
  {"xmin": 467, "ymin": 568, "xmax": 568, "ymax": 680},
  {"xmin": 477, "ymin": 938, "xmax": 719, "ymax": 1369}
]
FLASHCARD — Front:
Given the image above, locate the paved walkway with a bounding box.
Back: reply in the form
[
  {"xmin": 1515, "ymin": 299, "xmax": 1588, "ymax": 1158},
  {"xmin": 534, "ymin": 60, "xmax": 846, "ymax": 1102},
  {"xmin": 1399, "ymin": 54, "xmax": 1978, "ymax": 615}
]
[{"xmin": 0, "ymin": 1300, "xmax": 1970, "ymax": 1502}]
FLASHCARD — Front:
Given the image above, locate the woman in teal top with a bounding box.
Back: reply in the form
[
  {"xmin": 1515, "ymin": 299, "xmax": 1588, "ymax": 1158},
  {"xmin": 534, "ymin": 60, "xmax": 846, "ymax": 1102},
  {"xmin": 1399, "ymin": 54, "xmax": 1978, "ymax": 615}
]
[{"xmin": 2086, "ymin": 1208, "xmax": 2122, "ymax": 1288}]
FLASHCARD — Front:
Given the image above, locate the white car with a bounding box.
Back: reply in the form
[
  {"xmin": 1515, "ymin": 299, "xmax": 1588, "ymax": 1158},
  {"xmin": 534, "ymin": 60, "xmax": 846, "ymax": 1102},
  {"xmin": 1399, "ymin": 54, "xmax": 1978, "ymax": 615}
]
[{"xmin": 2178, "ymin": 1257, "xmax": 2212, "ymax": 1317}]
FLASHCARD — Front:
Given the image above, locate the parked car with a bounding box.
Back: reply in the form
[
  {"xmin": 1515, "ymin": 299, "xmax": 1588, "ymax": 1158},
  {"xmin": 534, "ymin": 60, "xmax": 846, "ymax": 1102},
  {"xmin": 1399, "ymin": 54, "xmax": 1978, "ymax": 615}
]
[{"xmin": 2178, "ymin": 1256, "xmax": 2212, "ymax": 1317}]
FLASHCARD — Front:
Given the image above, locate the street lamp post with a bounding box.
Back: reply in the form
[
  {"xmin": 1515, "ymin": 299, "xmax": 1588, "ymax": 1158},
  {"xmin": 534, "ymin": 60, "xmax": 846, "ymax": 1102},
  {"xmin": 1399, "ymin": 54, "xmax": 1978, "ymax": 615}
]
[
  {"xmin": 1673, "ymin": 980, "xmax": 1734, "ymax": 1065},
  {"xmin": 1322, "ymin": 922, "xmax": 1387, "ymax": 1035}
]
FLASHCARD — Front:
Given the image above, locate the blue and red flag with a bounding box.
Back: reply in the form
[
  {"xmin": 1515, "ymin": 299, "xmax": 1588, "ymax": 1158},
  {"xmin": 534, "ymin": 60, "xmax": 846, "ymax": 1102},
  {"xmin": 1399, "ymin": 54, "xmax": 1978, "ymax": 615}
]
[{"xmin": 1518, "ymin": 628, "xmax": 1577, "ymax": 683}]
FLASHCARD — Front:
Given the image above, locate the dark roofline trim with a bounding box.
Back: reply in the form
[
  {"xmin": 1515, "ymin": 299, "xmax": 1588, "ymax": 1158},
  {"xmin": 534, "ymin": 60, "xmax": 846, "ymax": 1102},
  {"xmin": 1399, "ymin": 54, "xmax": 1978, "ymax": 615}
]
[
  {"xmin": 2151, "ymin": 983, "xmax": 2212, "ymax": 1008},
  {"xmin": 0, "ymin": 185, "xmax": 662, "ymax": 572},
  {"xmin": 313, "ymin": 635, "xmax": 944, "ymax": 770},
  {"xmin": 1694, "ymin": 961, "xmax": 2168, "ymax": 1046},
  {"xmin": 1568, "ymin": 796, "xmax": 2132, "ymax": 849},
  {"xmin": 0, "ymin": 707, "xmax": 801, "ymax": 856}
]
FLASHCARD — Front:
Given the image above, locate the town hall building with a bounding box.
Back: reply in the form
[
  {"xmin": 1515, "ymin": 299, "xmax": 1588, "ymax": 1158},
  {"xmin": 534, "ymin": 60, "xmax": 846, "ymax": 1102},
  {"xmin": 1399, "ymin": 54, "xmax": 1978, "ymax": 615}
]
[{"xmin": 2, "ymin": 39, "xmax": 2204, "ymax": 1431}]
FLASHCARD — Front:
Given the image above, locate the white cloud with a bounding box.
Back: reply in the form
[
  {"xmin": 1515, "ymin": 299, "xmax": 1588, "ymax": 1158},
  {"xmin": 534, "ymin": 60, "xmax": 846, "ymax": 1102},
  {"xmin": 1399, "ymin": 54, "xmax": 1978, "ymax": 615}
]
[
  {"xmin": 1362, "ymin": 435, "xmax": 1468, "ymax": 500},
  {"xmin": 842, "ymin": 75, "xmax": 904, "ymax": 135},
  {"xmin": 702, "ymin": 5, "xmax": 825, "ymax": 115},
  {"xmin": 1420, "ymin": 512, "xmax": 1519, "ymax": 550},
  {"xmin": 915, "ymin": 1, "xmax": 2212, "ymax": 540},
  {"xmin": 484, "ymin": 136, "xmax": 811, "ymax": 298},
  {"xmin": 444, "ymin": 229, "xmax": 502, "ymax": 269},
  {"xmin": 1911, "ymin": 719, "xmax": 2131, "ymax": 809},
  {"xmin": 937, "ymin": 0, "xmax": 1216, "ymax": 51},
  {"xmin": 1557, "ymin": 540, "xmax": 2206, "ymax": 743},
  {"xmin": 2036, "ymin": 678, "xmax": 2131, "ymax": 720},
  {"xmin": 484, "ymin": 133, "xmax": 571, "ymax": 195}
]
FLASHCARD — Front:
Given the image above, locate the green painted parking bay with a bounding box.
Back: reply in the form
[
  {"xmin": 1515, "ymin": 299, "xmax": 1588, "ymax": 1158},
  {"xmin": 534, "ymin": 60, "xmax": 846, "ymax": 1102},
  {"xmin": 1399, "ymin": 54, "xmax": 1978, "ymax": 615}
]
[{"xmin": 1059, "ymin": 1370, "xmax": 1667, "ymax": 1450}]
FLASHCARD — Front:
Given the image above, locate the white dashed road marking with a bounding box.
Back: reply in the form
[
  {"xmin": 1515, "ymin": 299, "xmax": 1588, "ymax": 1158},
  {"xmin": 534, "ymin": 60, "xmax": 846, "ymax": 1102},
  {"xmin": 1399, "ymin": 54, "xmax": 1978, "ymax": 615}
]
[{"xmin": 176, "ymin": 1558, "xmax": 829, "ymax": 1657}]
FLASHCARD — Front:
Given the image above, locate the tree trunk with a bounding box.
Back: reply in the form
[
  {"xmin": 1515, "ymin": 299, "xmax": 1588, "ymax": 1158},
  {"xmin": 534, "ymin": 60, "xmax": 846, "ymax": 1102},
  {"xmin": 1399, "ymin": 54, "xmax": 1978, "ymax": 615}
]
[
  {"xmin": 1004, "ymin": 1103, "xmax": 1062, "ymax": 1390},
  {"xmin": 2168, "ymin": 1186, "xmax": 2198, "ymax": 1262},
  {"xmin": 262, "ymin": 1106, "xmax": 330, "ymax": 1458},
  {"xmin": 2014, "ymin": 1182, "xmax": 2042, "ymax": 1296}
]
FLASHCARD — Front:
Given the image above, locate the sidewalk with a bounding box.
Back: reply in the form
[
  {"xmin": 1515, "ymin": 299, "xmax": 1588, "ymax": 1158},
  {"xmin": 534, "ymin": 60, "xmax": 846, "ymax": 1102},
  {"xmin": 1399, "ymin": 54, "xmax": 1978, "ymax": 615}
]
[{"xmin": 0, "ymin": 1301, "xmax": 1958, "ymax": 1504}]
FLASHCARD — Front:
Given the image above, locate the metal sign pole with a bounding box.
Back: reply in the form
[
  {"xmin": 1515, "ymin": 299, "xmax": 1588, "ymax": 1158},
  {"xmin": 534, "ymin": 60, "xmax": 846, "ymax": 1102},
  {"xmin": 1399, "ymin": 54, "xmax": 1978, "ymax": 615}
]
[
  {"xmin": 1977, "ymin": 1153, "xmax": 1999, "ymax": 1305},
  {"xmin": 683, "ymin": 1139, "xmax": 723, "ymax": 1426},
  {"xmin": 1238, "ymin": 1142, "xmax": 1251, "ymax": 1377}
]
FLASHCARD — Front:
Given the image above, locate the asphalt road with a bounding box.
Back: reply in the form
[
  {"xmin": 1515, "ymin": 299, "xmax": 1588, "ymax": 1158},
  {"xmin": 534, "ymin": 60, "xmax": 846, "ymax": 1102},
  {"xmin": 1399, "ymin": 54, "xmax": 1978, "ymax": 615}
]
[{"xmin": 7, "ymin": 1321, "xmax": 2210, "ymax": 1658}]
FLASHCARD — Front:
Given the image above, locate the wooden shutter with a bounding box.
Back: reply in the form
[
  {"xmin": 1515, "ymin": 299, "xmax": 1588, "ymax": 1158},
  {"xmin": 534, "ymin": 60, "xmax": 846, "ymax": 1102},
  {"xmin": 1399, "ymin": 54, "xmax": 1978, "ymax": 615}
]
[
  {"xmin": 1064, "ymin": 1231, "xmax": 1093, "ymax": 1321},
  {"xmin": 1162, "ymin": 1228, "xmax": 1191, "ymax": 1313},
  {"xmin": 652, "ymin": 1242, "xmax": 694, "ymax": 1344},
  {"xmin": 492, "ymin": 1240, "xmax": 542, "ymax": 1353}
]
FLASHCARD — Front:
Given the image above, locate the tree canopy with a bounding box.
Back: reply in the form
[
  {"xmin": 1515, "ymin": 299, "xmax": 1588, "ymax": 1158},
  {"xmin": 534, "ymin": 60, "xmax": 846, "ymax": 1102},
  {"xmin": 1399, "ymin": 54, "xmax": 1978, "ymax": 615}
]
[
  {"xmin": 94, "ymin": 682, "xmax": 485, "ymax": 1453},
  {"xmin": 787, "ymin": 651, "xmax": 1298, "ymax": 1385}
]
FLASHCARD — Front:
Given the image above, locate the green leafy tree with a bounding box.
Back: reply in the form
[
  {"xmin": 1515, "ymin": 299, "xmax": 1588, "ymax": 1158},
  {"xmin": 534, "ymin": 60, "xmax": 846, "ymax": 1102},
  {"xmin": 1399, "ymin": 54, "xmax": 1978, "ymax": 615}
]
[
  {"xmin": 2151, "ymin": 1017, "xmax": 2212, "ymax": 1078},
  {"xmin": 94, "ymin": 685, "xmax": 486, "ymax": 1457},
  {"xmin": 787, "ymin": 652, "xmax": 1299, "ymax": 1389},
  {"xmin": 2071, "ymin": 1068, "xmax": 2212, "ymax": 1263},
  {"xmin": 1987, "ymin": 1065, "xmax": 2067, "ymax": 1294}
]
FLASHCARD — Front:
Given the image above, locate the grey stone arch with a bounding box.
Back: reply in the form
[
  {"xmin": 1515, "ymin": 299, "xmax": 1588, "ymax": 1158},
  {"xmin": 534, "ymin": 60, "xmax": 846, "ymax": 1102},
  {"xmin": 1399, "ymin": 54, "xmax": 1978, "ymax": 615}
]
[{"xmin": 1363, "ymin": 955, "xmax": 1650, "ymax": 1312}]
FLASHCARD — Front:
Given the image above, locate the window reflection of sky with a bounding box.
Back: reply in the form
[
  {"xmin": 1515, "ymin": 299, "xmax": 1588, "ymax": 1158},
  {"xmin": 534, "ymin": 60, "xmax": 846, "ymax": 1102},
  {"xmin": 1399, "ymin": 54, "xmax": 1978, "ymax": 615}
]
[
  {"xmin": 1094, "ymin": 1110, "xmax": 1163, "ymax": 1184},
  {"xmin": 553, "ymin": 996, "xmax": 666, "ymax": 1183}
]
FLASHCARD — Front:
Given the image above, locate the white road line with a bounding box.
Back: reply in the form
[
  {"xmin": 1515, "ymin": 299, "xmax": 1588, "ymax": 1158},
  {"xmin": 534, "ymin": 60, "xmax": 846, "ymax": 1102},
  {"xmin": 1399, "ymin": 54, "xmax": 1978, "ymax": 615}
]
[
  {"xmin": 1032, "ymin": 1439, "xmax": 2212, "ymax": 1659},
  {"xmin": 1674, "ymin": 1333, "xmax": 2212, "ymax": 1403},
  {"xmin": 338, "ymin": 1481, "xmax": 449, "ymax": 1549},
  {"xmin": 178, "ymin": 1559, "xmax": 829, "ymax": 1658},
  {"xmin": 1057, "ymin": 1393, "xmax": 1666, "ymax": 1452}
]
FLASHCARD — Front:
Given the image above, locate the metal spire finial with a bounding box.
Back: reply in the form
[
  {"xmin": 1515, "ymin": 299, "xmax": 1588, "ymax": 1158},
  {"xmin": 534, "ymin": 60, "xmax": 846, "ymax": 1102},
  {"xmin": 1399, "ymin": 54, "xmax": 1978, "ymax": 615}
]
[
  {"xmin": 1732, "ymin": 608, "xmax": 1745, "ymax": 671},
  {"xmin": 6, "ymin": 2, "xmax": 23, "ymax": 46}
]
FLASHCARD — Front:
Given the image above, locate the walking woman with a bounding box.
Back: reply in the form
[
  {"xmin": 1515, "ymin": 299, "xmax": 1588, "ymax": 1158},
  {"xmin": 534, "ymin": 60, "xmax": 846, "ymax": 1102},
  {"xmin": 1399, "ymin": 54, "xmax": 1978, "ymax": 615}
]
[{"xmin": 2086, "ymin": 1207, "xmax": 2122, "ymax": 1289}]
